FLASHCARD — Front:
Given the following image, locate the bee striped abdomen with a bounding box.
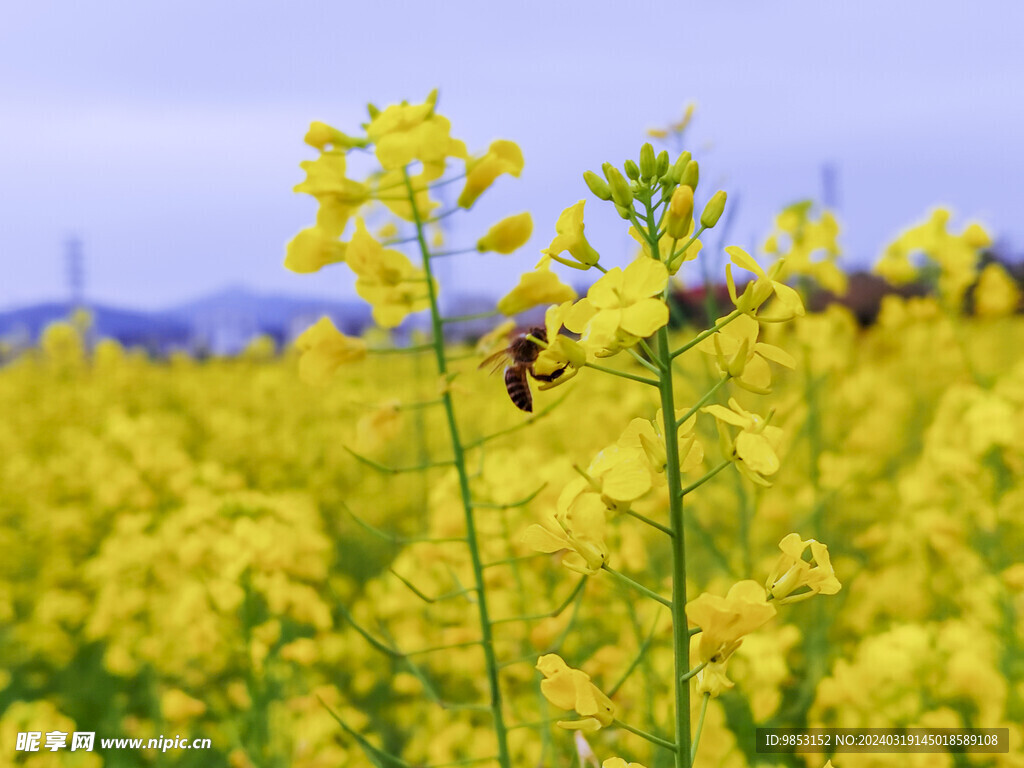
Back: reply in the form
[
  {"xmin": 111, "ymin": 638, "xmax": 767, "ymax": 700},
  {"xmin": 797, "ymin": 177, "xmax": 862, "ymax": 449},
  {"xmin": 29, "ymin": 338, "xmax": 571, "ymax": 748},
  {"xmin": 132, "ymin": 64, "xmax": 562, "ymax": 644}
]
[{"xmin": 504, "ymin": 366, "xmax": 533, "ymax": 412}]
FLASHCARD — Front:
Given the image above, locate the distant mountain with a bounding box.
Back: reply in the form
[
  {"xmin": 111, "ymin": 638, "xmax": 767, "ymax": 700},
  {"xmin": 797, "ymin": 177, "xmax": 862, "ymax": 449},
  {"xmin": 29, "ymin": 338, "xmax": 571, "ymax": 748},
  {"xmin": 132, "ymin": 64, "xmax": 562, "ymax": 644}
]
[
  {"xmin": 160, "ymin": 285, "xmax": 373, "ymax": 353},
  {"xmin": 162, "ymin": 285, "xmax": 371, "ymax": 335},
  {"xmin": 0, "ymin": 287, "xmax": 373, "ymax": 355},
  {"xmin": 0, "ymin": 286, "xmax": 525, "ymax": 356},
  {"xmin": 0, "ymin": 302, "xmax": 192, "ymax": 351}
]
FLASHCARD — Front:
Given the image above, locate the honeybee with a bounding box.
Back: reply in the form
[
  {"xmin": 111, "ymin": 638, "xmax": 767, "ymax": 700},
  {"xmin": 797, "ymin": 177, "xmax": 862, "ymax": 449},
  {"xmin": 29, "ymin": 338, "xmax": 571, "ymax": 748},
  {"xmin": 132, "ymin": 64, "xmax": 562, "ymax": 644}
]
[{"xmin": 479, "ymin": 326, "xmax": 566, "ymax": 412}]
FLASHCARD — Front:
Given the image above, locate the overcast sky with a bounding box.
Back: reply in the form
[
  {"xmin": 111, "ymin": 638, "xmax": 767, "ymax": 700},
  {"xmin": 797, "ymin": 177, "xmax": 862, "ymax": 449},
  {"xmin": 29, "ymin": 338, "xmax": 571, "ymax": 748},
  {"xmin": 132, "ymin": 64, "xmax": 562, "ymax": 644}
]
[{"xmin": 2, "ymin": 1, "xmax": 1022, "ymax": 310}]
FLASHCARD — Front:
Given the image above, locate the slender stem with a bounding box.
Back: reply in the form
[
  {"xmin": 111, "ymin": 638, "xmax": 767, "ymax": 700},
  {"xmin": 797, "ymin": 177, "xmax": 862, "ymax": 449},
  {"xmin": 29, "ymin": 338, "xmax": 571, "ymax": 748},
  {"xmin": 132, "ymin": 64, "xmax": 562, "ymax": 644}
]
[
  {"xmin": 402, "ymin": 168, "xmax": 512, "ymax": 768},
  {"xmin": 627, "ymin": 346, "xmax": 661, "ymax": 374},
  {"xmin": 637, "ymin": 337, "xmax": 661, "ymax": 368},
  {"xmin": 608, "ymin": 610, "xmax": 661, "ymax": 697},
  {"xmin": 583, "ymin": 361, "xmax": 660, "ymax": 387},
  {"xmin": 676, "ymin": 375, "xmax": 730, "ymax": 428},
  {"xmin": 645, "ymin": 197, "xmax": 692, "ymax": 768},
  {"xmin": 432, "ymin": 247, "xmax": 480, "ymax": 259},
  {"xmin": 464, "ymin": 391, "xmax": 568, "ymax": 450},
  {"xmin": 602, "ymin": 565, "xmax": 672, "ymax": 608},
  {"xmin": 679, "ymin": 660, "xmax": 708, "ymax": 682},
  {"xmin": 368, "ymin": 342, "xmax": 435, "ymax": 355},
  {"xmin": 691, "ymin": 692, "xmax": 711, "ymax": 763},
  {"xmin": 679, "ymin": 460, "xmax": 730, "ymax": 498},
  {"xmin": 623, "ymin": 507, "xmax": 674, "ymax": 537},
  {"xmin": 612, "ymin": 719, "xmax": 677, "ymax": 752},
  {"xmin": 667, "ymin": 225, "xmax": 707, "ymax": 271},
  {"xmin": 442, "ymin": 309, "xmax": 500, "ymax": 324},
  {"xmin": 670, "ymin": 310, "xmax": 742, "ymax": 359}
]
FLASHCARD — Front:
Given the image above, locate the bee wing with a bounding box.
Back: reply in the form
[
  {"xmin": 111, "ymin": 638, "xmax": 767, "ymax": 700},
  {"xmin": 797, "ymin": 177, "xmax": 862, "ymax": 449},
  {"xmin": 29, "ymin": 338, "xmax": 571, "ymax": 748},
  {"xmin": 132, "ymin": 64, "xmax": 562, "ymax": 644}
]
[{"xmin": 479, "ymin": 348, "xmax": 513, "ymax": 374}]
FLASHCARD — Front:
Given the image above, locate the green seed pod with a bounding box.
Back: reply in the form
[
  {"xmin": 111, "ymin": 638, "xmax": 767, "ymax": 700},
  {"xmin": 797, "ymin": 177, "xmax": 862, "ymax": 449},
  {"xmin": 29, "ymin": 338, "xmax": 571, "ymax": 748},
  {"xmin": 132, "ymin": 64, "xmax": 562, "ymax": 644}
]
[
  {"xmin": 583, "ymin": 170, "xmax": 613, "ymax": 201},
  {"xmin": 669, "ymin": 151, "xmax": 692, "ymax": 183},
  {"xmin": 624, "ymin": 159, "xmax": 641, "ymax": 181},
  {"xmin": 656, "ymin": 150, "xmax": 670, "ymax": 178},
  {"xmin": 639, "ymin": 143, "xmax": 657, "ymax": 181},
  {"xmin": 680, "ymin": 160, "xmax": 699, "ymax": 190},
  {"xmin": 605, "ymin": 166, "xmax": 634, "ymax": 208},
  {"xmin": 700, "ymin": 190, "xmax": 727, "ymax": 228}
]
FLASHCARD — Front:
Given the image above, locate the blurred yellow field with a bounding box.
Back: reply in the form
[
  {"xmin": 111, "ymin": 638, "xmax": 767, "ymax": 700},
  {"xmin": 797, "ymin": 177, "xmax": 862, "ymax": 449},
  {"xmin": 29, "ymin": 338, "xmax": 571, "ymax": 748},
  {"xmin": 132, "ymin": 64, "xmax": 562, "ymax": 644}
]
[{"xmin": 3, "ymin": 93, "xmax": 1024, "ymax": 768}]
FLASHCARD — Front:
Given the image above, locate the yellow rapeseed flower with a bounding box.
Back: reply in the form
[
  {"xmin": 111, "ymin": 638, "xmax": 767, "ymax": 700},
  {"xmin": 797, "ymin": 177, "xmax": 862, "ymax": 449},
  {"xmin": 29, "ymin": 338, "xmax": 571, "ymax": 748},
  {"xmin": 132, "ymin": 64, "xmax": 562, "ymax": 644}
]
[
  {"xmin": 522, "ymin": 491, "xmax": 608, "ymax": 575},
  {"xmin": 725, "ymin": 246, "xmax": 804, "ymax": 321},
  {"xmin": 284, "ymin": 227, "xmax": 347, "ymax": 274},
  {"xmin": 294, "ymin": 317, "xmax": 366, "ymax": 385},
  {"xmin": 604, "ymin": 759, "xmax": 647, "ymax": 768},
  {"xmin": 477, "ymin": 212, "xmax": 533, "ymax": 254},
  {"xmin": 458, "ymin": 139, "xmax": 524, "ymax": 209},
  {"xmin": 497, "ymin": 265, "xmax": 577, "ymax": 316},
  {"xmin": 535, "ymin": 653, "xmax": 616, "ymax": 731},
  {"xmin": 365, "ymin": 91, "xmax": 467, "ymax": 171},
  {"xmin": 533, "ymin": 301, "xmax": 587, "ymax": 388},
  {"xmin": 346, "ymin": 219, "xmax": 431, "ymax": 328},
  {"xmin": 765, "ymin": 533, "xmax": 841, "ymax": 604},
  {"xmin": 975, "ymin": 262, "xmax": 1021, "ymax": 318},
  {"xmin": 565, "ymin": 255, "xmax": 669, "ymax": 356},
  {"xmin": 701, "ymin": 398, "xmax": 785, "ymax": 486},
  {"xmin": 696, "ymin": 313, "xmax": 796, "ymax": 394},
  {"xmin": 539, "ymin": 200, "xmax": 601, "ymax": 269},
  {"xmin": 685, "ymin": 580, "xmax": 777, "ymax": 665}
]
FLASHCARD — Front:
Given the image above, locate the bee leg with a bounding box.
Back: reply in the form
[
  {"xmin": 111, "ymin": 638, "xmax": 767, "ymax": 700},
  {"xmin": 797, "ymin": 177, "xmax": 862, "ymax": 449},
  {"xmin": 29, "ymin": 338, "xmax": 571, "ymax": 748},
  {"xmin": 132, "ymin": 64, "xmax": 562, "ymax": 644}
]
[{"xmin": 529, "ymin": 365, "xmax": 567, "ymax": 383}]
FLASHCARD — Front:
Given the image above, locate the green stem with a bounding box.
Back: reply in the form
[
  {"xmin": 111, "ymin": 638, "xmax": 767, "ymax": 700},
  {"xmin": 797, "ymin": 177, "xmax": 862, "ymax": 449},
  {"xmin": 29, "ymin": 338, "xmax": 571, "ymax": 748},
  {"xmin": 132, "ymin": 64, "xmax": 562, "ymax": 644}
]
[
  {"xmin": 679, "ymin": 460, "xmax": 731, "ymax": 498},
  {"xmin": 368, "ymin": 342, "xmax": 435, "ymax": 355},
  {"xmin": 627, "ymin": 346, "xmax": 662, "ymax": 375},
  {"xmin": 676, "ymin": 375, "xmax": 730, "ymax": 428},
  {"xmin": 612, "ymin": 719, "xmax": 677, "ymax": 752},
  {"xmin": 679, "ymin": 660, "xmax": 708, "ymax": 682},
  {"xmin": 402, "ymin": 169, "xmax": 512, "ymax": 768},
  {"xmin": 645, "ymin": 198, "xmax": 692, "ymax": 768},
  {"xmin": 667, "ymin": 225, "xmax": 708, "ymax": 271},
  {"xmin": 442, "ymin": 309, "xmax": 500, "ymax": 323},
  {"xmin": 602, "ymin": 565, "xmax": 672, "ymax": 608},
  {"xmin": 691, "ymin": 692, "xmax": 711, "ymax": 763},
  {"xmin": 670, "ymin": 310, "xmax": 742, "ymax": 359},
  {"xmin": 583, "ymin": 361, "xmax": 660, "ymax": 386},
  {"xmin": 623, "ymin": 507, "xmax": 673, "ymax": 537}
]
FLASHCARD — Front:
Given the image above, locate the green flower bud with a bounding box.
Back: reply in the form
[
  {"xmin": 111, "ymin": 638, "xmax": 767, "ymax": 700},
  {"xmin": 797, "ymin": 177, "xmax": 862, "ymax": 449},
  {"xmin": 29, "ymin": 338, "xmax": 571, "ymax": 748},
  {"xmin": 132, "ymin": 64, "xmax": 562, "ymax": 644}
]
[
  {"xmin": 624, "ymin": 159, "xmax": 641, "ymax": 181},
  {"xmin": 656, "ymin": 150, "xmax": 670, "ymax": 178},
  {"xmin": 639, "ymin": 143, "xmax": 657, "ymax": 181},
  {"xmin": 700, "ymin": 190, "xmax": 727, "ymax": 228},
  {"xmin": 614, "ymin": 203, "xmax": 633, "ymax": 220},
  {"xmin": 680, "ymin": 160, "xmax": 699, "ymax": 190},
  {"xmin": 583, "ymin": 170, "xmax": 612, "ymax": 201},
  {"xmin": 604, "ymin": 166, "xmax": 634, "ymax": 208},
  {"xmin": 669, "ymin": 151, "xmax": 692, "ymax": 183}
]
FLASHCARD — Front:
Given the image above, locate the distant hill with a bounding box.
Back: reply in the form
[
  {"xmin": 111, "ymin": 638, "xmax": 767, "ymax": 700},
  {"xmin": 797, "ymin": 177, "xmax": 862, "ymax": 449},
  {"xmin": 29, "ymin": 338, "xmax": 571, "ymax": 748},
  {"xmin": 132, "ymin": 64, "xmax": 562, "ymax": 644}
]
[
  {"xmin": 0, "ymin": 287, "xmax": 373, "ymax": 355},
  {"xmin": 0, "ymin": 302, "xmax": 192, "ymax": 351}
]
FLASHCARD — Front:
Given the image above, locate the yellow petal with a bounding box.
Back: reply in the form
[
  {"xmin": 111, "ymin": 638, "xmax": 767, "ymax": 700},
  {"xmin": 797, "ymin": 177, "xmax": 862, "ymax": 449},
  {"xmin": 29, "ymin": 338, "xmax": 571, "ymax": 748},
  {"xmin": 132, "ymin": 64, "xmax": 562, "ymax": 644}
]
[
  {"xmin": 497, "ymin": 268, "xmax": 577, "ymax": 316},
  {"xmin": 600, "ymin": 457, "xmax": 652, "ymax": 502},
  {"xmin": 622, "ymin": 256, "xmax": 669, "ymax": 300},
  {"xmin": 477, "ymin": 212, "xmax": 533, "ymax": 254},
  {"xmin": 619, "ymin": 299, "xmax": 669, "ymax": 338},
  {"xmin": 522, "ymin": 523, "xmax": 572, "ymax": 554},
  {"xmin": 735, "ymin": 432, "xmax": 780, "ymax": 475},
  {"xmin": 725, "ymin": 245, "xmax": 767, "ymax": 279}
]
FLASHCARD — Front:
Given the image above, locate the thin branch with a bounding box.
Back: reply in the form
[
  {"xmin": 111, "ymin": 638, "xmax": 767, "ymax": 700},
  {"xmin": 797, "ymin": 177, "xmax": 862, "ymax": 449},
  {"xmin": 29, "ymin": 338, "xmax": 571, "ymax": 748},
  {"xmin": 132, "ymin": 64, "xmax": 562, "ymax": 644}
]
[
  {"xmin": 602, "ymin": 565, "xmax": 672, "ymax": 608},
  {"xmin": 345, "ymin": 446, "xmax": 455, "ymax": 474}
]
